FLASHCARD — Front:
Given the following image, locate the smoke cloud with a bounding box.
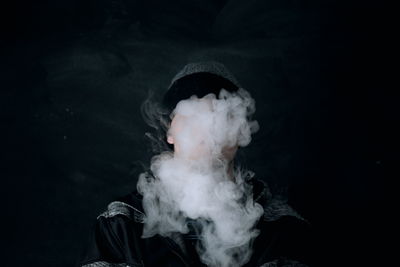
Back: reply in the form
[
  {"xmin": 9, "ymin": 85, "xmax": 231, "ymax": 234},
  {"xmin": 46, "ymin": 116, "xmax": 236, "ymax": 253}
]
[{"xmin": 137, "ymin": 88, "xmax": 263, "ymax": 267}]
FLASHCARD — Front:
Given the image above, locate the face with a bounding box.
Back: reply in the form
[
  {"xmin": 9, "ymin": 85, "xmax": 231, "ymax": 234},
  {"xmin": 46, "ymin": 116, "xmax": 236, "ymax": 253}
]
[{"xmin": 166, "ymin": 97, "xmax": 238, "ymax": 161}]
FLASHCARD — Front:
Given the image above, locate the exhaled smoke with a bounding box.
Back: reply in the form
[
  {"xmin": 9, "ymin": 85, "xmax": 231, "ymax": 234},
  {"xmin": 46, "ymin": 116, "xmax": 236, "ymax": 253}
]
[{"xmin": 137, "ymin": 88, "xmax": 263, "ymax": 267}]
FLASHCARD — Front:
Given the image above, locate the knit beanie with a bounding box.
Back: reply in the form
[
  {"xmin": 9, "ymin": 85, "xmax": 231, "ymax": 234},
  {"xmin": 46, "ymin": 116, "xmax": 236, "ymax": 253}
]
[{"xmin": 162, "ymin": 61, "xmax": 241, "ymax": 111}]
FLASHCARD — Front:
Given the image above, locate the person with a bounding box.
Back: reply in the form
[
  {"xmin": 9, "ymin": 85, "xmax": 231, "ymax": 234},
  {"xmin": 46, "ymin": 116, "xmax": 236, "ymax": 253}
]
[{"xmin": 78, "ymin": 62, "xmax": 312, "ymax": 267}]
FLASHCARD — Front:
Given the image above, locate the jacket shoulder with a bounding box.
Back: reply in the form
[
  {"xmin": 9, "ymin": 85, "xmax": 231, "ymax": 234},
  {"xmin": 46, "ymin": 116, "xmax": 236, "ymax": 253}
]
[
  {"xmin": 79, "ymin": 191, "xmax": 146, "ymax": 266},
  {"xmin": 97, "ymin": 191, "xmax": 145, "ymax": 223}
]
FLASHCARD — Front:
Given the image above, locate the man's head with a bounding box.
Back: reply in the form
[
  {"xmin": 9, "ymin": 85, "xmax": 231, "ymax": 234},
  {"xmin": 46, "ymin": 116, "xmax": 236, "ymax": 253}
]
[
  {"xmin": 166, "ymin": 95, "xmax": 239, "ymax": 164},
  {"xmin": 162, "ymin": 62, "xmax": 242, "ymax": 162}
]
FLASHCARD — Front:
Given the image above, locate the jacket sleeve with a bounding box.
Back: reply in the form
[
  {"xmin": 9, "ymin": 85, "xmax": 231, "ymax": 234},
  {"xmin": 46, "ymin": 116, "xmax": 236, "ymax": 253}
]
[{"xmin": 79, "ymin": 201, "xmax": 145, "ymax": 267}]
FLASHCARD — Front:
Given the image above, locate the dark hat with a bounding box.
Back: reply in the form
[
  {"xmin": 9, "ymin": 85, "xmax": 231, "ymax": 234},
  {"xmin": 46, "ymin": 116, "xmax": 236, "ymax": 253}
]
[{"xmin": 162, "ymin": 61, "xmax": 241, "ymax": 111}]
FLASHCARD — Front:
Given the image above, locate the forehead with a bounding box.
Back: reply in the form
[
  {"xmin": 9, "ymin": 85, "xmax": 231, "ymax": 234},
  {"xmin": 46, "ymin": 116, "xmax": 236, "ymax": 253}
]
[
  {"xmin": 169, "ymin": 97, "xmax": 215, "ymax": 131},
  {"xmin": 171, "ymin": 95, "xmax": 215, "ymax": 116}
]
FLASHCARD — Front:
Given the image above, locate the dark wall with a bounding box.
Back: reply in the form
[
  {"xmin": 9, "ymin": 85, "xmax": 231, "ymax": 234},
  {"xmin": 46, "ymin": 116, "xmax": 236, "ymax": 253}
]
[{"xmin": 2, "ymin": 0, "xmax": 389, "ymax": 266}]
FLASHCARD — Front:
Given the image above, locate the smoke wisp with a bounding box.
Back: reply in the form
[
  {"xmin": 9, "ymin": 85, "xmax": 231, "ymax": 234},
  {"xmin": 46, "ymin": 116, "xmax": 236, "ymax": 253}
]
[{"xmin": 137, "ymin": 88, "xmax": 263, "ymax": 267}]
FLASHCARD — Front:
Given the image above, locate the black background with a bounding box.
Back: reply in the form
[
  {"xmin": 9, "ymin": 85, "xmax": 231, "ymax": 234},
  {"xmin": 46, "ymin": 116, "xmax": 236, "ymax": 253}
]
[{"xmin": 1, "ymin": 0, "xmax": 391, "ymax": 266}]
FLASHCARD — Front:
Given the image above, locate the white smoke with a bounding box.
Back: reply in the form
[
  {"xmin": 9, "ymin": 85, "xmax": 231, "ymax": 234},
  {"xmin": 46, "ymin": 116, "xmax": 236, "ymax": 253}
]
[{"xmin": 137, "ymin": 88, "xmax": 263, "ymax": 267}]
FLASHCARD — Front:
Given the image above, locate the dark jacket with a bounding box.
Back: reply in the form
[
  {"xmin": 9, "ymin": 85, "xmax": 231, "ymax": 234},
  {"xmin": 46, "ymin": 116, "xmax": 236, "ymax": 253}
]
[{"xmin": 79, "ymin": 178, "xmax": 312, "ymax": 267}]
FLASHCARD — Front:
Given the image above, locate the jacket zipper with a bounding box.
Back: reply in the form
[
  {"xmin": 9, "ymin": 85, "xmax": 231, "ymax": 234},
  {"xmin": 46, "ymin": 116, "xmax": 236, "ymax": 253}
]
[{"xmin": 164, "ymin": 237, "xmax": 191, "ymax": 267}]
